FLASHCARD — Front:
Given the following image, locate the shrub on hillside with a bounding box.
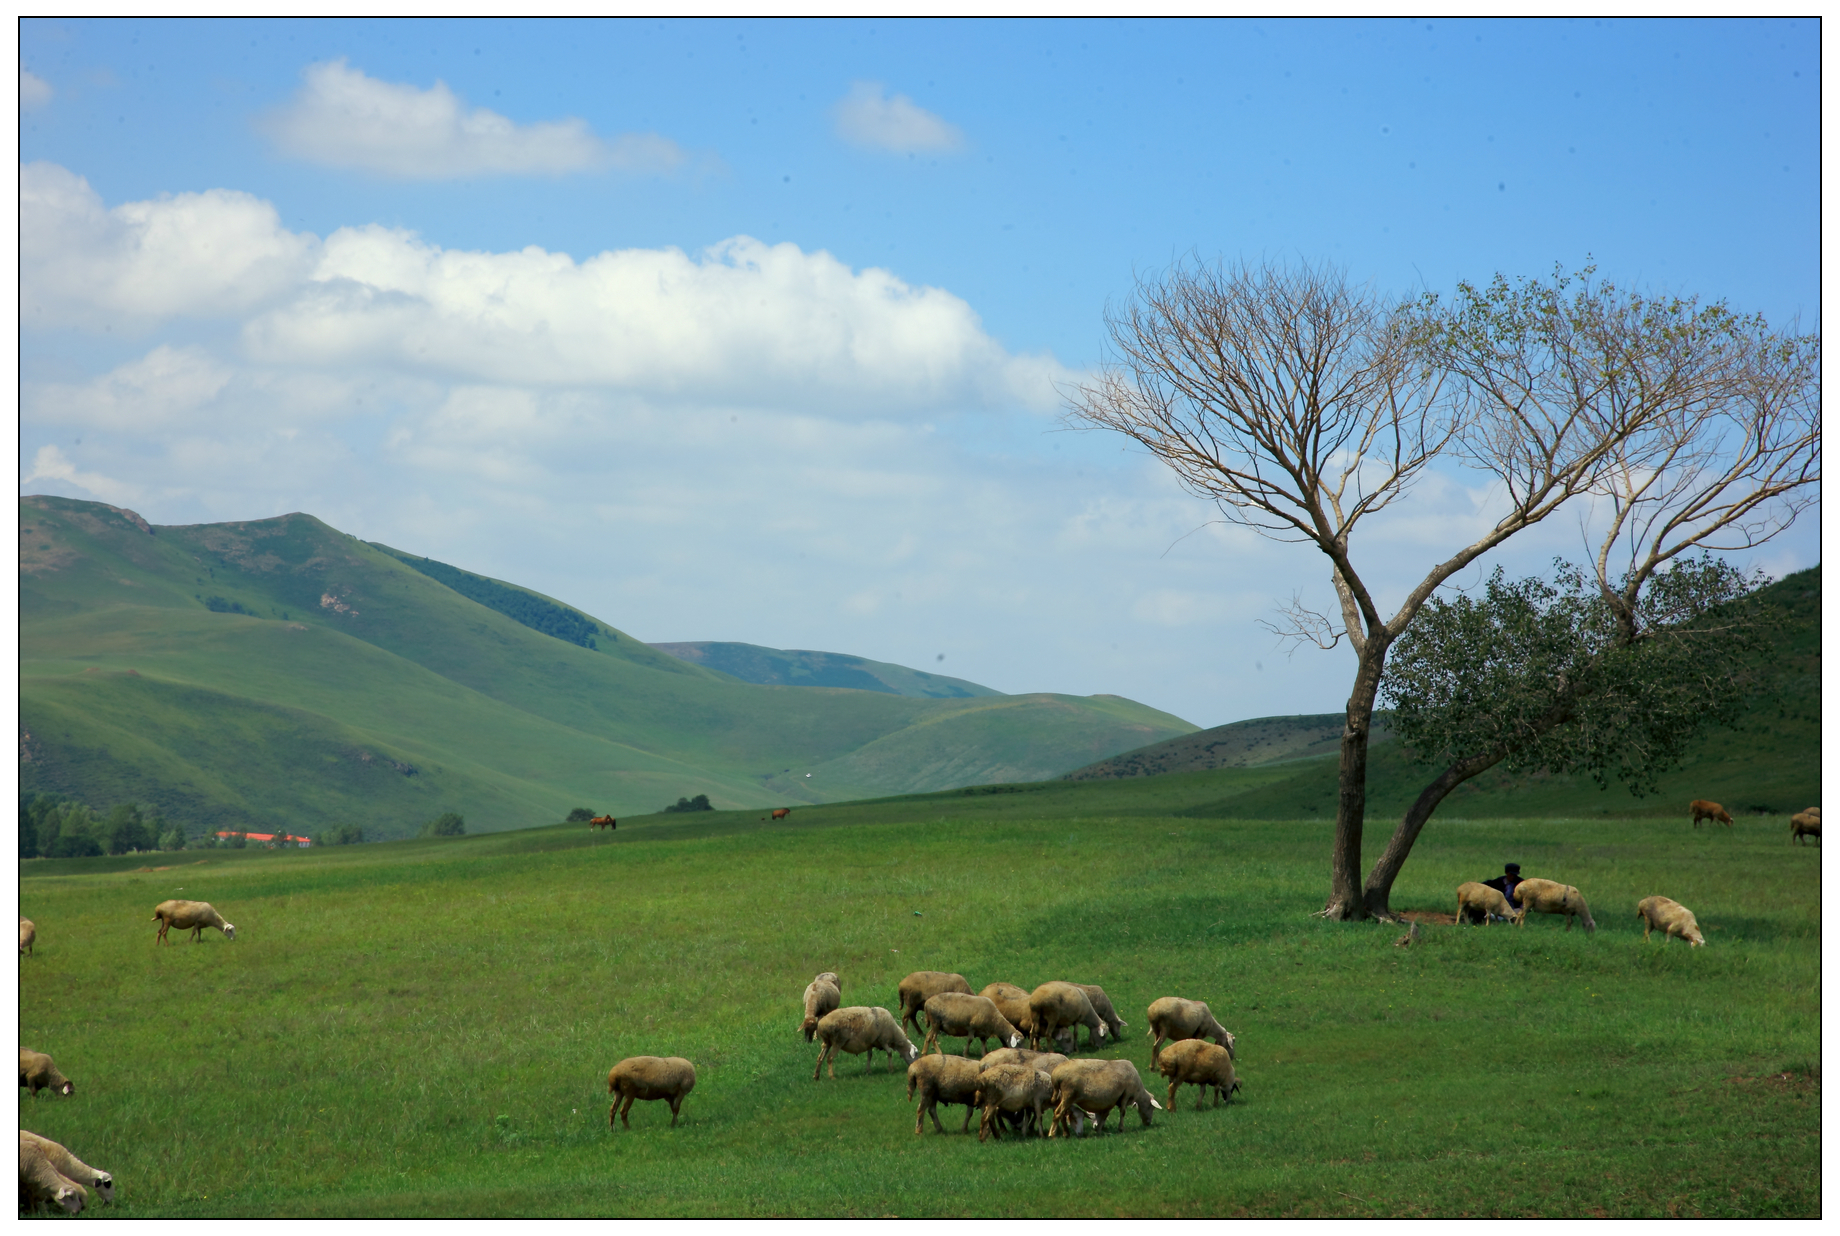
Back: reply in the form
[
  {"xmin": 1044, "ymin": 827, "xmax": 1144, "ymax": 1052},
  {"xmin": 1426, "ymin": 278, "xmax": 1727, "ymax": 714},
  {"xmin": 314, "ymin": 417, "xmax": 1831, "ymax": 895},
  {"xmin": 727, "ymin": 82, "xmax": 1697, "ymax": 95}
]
[
  {"xmin": 566, "ymin": 807, "xmax": 595, "ymax": 822},
  {"xmin": 421, "ymin": 812, "xmax": 466, "ymax": 838},
  {"xmin": 663, "ymin": 794, "xmax": 713, "ymax": 813},
  {"xmin": 106, "ymin": 803, "xmax": 154, "ymax": 855},
  {"xmin": 315, "ymin": 824, "xmax": 365, "ymax": 846},
  {"xmin": 159, "ymin": 828, "xmax": 187, "ymax": 851}
]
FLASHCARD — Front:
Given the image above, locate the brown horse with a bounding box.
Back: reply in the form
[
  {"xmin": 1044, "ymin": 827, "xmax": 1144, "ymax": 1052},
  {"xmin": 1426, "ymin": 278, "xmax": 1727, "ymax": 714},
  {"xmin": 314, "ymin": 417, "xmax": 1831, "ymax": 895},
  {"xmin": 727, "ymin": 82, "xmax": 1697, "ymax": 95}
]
[
  {"xmin": 771, "ymin": 808, "xmax": 791, "ymax": 821},
  {"xmin": 589, "ymin": 815, "xmax": 617, "ymax": 831}
]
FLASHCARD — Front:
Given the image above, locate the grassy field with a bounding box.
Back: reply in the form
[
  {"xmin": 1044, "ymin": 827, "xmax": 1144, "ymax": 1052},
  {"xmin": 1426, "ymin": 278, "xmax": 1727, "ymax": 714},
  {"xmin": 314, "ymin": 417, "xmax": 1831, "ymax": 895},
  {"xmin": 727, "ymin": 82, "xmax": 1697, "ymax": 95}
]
[{"xmin": 18, "ymin": 770, "xmax": 1820, "ymax": 1217}]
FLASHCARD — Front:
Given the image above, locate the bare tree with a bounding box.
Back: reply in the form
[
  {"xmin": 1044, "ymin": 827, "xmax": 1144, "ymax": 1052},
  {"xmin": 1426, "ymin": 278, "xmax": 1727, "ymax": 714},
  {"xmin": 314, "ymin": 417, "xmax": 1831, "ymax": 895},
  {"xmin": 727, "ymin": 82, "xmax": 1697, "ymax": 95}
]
[{"xmin": 1065, "ymin": 259, "xmax": 1783, "ymax": 920}]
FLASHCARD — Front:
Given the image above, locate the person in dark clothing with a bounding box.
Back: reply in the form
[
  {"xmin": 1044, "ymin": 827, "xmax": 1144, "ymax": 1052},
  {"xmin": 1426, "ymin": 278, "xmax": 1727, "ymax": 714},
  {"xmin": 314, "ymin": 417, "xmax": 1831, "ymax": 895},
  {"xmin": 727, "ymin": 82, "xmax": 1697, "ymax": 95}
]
[{"xmin": 1482, "ymin": 863, "xmax": 1524, "ymax": 911}]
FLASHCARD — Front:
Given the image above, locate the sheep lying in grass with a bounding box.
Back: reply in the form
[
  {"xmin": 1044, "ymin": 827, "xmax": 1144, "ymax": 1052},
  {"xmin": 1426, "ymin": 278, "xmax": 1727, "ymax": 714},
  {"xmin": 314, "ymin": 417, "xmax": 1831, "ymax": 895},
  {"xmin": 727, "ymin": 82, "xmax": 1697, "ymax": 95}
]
[
  {"xmin": 1154, "ymin": 1038, "xmax": 1240, "ymax": 1110},
  {"xmin": 923, "ymin": 993, "xmax": 1023, "ymax": 1058},
  {"xmin": 973, "ymin": 1062, "xmax": 1054, "ymax": 1141},
  {"xmin": 907, "ymin": 1053, "xmax": 983, "ymax": 1134},
  {"xmin": 19, "ymin": 1049, "xmax": 74, "ymax": 1097},
  {"xmin": 152, "ymin": 899, "xmax": 236, "ymax": 944},
  {"xmin": 1146, "ymin": 997, "xmax": 1236, "ymax": 1064},
  {"xmin": 18, "ymin": 1133, "xmax": 86, "ymax": 1214},
  {"xmin": 1690, "ymin": 799, "xmax": 1733, "ymax": 829},
  {"xmin": 897, "ymin": 971, "xmax": 972, "ymax": 1036},
  {"xmin": 799, "ymin": 975, "xmax": 841, "ymax": 1042},
  {"xmin": 1791, "ymin": 811, "xmax": 1821, "ymax": 846},
  {"xmin": 606, "ymin": 1056, "xmax": 696, "ymax": 1128},
  {"xmin": 1636, "ymin": 896, "xmax": 1706, "ymax": 947},
  {"xmin": 813, "ymin": 1006, "xmax": 920, "ymax": 1080},
  {"xmin": 1049, "ymin": 1058, "xmax": 1161, "ymax": 1137},
  {"xmin": 1456, "ymin": 881, "xmax": 1515, "ymax": 926},
  {"xmin": 19, "ymin": 1131, "xmax": 111, "ymax": 1204},
  {"xmin": 18, "ymin": 918, "xmax": 33, "ymax": 957},
  {"xmin": 1512, "ymin": 878, "xmax": 1596, "ymax": 933},
  {"xmin": 1027, "ymin": 982, "xmax": 1110, "ymax": 1052}
]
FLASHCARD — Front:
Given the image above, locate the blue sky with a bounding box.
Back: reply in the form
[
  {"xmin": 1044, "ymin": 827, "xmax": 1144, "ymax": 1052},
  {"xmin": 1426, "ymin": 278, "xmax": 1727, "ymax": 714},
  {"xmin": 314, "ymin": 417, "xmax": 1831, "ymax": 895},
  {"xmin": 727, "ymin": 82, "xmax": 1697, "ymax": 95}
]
[{"xmin": 18, "ymin": 18, "xmax": 1821, "ymax": 727}]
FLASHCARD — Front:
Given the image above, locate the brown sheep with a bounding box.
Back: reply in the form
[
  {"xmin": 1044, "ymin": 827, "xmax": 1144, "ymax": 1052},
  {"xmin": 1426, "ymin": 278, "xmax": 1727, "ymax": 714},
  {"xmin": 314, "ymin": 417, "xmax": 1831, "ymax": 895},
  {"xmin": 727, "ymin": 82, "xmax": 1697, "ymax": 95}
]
[
  {"xmin": 799, "ymin": 975, "xmax": 841, "ymax": 1042},
  {"xmin": 1074, "ymin": 984, "xmax": 1129, "ymax": 1044},
  {"xmin": 1048, "ymin": 1058, "xmax": 1161, "ymax": 1137},
  {"xmin": 897, "ymin": 971, "xmax": 972, "ymax": 1035},
  {"xmin": 923, "ymin": 993, "xmax": 1023, "ymax": 1057},
  {"xmin": 606, "ymin": 1056, "xmax": 695, "ymax": 1128},
  {"xmin": 18, "ymin": 1134, "xmax": 86, "ymax": 1214},
  {"xmin": 1512, "ymin": 878, "xmax": 1596, "ymax": 933},
  {"xmin": 1690, "ymin": 799, "xmax": 1734, "ymax": 829},
  {"xmin": 1154, "ymin": 1038, "xmax": 1240, "ymax": 1110},
  {"xmin": 973, "ymin": 1062, "xmax": 1054, "ymax": 1141},
  {"xmin": 152, "ymin": 899, "xmax": 236, "ymax": 944},
  {"xmin": 19, "ymin": 917, "xmax": 34, "ymax": 957},
  {"xmin": 977, "ymin": 982, "xmax": 1037, "ymax": 1038},
  {"xmin": 813, "ymin": 1006, "xmax": 920, "ymax": 1080},
  {"xmin": 19, "ymin": 1049, "xmax": 74, "ymax": 1097},
  {"xmin": 1456, "ymin": 881, "xmax": 1515, "ymax": 926},
  {"xmin": 1791, "ymin": 811, "xmax": 1821, "ymax": 846},
  {"xmin": 18, "ymin": 1131, "xmax": 111, "ymax": 1204},
  {"xmin": 1145, "ymin": 997, "xmax": 1236, "ymax": 1064},
  {"xmin": 1027, "ymin": 982, "xmax": 1110, "ymax": 1052},
  {"xmin": 978, "ymin": 1048, "xmax": 1069, "ymax": 1076},
  {"xmin": 906, "ymin": 1053, "xmax": 983, "ymax": 1134},
  {"xmin": 1636, "ymin": 896, "xmax": 1706, "ymax": 947}
]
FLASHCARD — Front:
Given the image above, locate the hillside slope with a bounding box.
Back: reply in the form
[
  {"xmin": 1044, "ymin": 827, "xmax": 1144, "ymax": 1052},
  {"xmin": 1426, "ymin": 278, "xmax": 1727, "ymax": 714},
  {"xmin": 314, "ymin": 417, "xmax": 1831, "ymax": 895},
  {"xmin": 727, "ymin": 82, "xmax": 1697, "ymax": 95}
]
[
  {"xmin": 19, "ymin": 496, "xmax": 1196, "ymax": 838},
  {"xmin": 649, "ymin": 641, "xmax": 1001, "ymax": 699}
]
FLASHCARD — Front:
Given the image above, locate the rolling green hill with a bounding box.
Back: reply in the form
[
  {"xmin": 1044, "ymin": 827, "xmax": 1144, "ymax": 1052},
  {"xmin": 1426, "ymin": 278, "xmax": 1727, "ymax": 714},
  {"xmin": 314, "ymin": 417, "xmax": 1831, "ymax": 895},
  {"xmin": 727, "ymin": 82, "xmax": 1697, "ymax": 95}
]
[
  {"xmin": 648, "ymin": 641, "xmax": 1001, "ymax": 699},
  {"xmin": 18, "ymin": 496, "xmax": 1196, "ymax": 840}
]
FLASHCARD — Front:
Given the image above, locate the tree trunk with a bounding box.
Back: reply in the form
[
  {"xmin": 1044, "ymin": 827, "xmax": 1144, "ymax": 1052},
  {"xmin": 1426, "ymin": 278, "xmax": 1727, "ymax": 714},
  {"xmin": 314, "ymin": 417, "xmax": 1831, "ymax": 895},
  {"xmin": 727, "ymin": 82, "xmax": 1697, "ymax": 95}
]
[
  {"xmin": 1361, "ymin": 748, "xmax": 1510, "ymax": 920},
  {"xmin": 1322, "ymin": 645, "xmax": 1389, "ymax": 921}
]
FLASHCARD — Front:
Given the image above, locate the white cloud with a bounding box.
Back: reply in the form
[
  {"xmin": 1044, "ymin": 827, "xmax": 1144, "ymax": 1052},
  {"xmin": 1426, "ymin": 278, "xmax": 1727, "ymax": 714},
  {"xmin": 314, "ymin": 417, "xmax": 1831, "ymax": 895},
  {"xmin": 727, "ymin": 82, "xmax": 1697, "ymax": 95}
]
[
  {"xmin": 26, "ymin": 346, "xmax": 232, "ymax": 430},
  {"xmin": 21, "ymin": 445, "xmax": 141, "ymax": 504},
  {"xmin": 261, "ymin": 59, "xmax": 683, "ymax": 179},
  {"xmin": 833, "ymin": 81, "xmax": 964, "ymax": 154},
  {"xmin": 21, "ymin": 162, "xmax": 317, "ymax": 330},
  {"xmin": 21, "ymin": 68, "xmax": 51, "ymax": 110}
]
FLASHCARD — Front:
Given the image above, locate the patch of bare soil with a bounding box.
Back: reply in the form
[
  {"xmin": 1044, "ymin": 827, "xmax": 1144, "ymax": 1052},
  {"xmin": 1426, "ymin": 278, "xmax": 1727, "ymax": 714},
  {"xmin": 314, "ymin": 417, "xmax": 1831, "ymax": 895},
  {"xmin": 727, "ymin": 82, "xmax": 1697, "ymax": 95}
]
[{"xmin": 1399, "ymin": 910, "xmax": 1458, "ymax": 926}]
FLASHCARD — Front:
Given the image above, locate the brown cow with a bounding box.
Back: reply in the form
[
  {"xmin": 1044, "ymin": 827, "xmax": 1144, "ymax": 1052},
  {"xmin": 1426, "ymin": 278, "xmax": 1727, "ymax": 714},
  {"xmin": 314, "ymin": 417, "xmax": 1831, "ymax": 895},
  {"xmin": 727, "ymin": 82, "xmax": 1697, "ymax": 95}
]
[
  {"xmin": 771, "ymin": 808, "xmax": 791, "ymax": 821},
  {"xmin": 589, "ymin": 815, "xmax": 617, "ymax": 831},
  {"xmin": 1689, "ymin": 800, "xmax": 1733, "ymax": 829}
]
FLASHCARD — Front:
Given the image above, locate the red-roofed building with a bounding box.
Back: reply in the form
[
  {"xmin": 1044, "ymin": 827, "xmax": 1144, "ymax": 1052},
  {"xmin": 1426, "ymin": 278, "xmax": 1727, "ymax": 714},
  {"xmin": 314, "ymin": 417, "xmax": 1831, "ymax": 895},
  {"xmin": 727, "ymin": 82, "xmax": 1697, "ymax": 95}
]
[{"xmin": 215, "ymin": 831, "xmax": 312, "ymax": 847}]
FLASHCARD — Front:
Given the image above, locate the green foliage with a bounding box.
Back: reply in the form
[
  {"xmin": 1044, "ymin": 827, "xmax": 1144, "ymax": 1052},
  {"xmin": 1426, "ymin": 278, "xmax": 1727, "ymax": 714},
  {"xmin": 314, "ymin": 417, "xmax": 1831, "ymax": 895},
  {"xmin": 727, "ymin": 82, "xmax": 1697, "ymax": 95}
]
[
  {"xmin": 420, "ymin": 812, "xmax": 466, "ymax": 838},
  {"xmin": 564, "ymin": 807, "xmax": 595, "ymax": 823},
  {"xmin": 158, "ymin": 827, "xmax": 187, "ymax": 851},
  {"xmin": 204, "ymin": 596, "xmax": 253, "ymax": 615},
  {"xmin": 105, "ymin": 802, "xmax": 154, "ymax": 855},
  {"xmin": 1382, "ymin": 557, "xmax": 1771, "ymax": 794},
  {"xmin": 315, "ymin": 824, "xmax": 365, "ymax": 847},
  {"xmin": 16, "ymin": 778, "xmax": 1819, "ymax": 1216},
  {"xmin": 387, "ymin": 552, "xmax": 603, "ymax": 649},
  {"xmin": 663, "ymin": 794, "xmax": 712, "ymax": 814}
]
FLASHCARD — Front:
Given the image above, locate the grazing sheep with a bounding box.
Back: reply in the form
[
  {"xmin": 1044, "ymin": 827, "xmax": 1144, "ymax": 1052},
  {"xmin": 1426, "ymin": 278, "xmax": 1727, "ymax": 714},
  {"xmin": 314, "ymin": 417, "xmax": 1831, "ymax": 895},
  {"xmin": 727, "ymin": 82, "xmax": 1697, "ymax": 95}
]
[
  {"xmin": 1636, "ymin": 896, "xmax": 1706, "ymax": 947},
  {"xmin": 978, "ymin": 1049, "xmax": 1069, "ymax": 1076},
  {"xmin": 18, "ymin": 918, "xmax": 33, "ymax": 957},
  {"xmin": 1689, "ymin": 799, "xmax": 1734, "ymax": 829},
  {"xmin": 973, "ymin": 1062, "xmax": 1054, "ymax": 1141},
  {"xmin": 1153, "ymin": 1038, "xmax": 1241, "ymax": 1111},
  {"xmin": 1792, "ymin": 811, "xmax": 1821, "ymax": 846},
  {"xmin": 1456, "ymin": 881, "xmax": 1515, "ymax": 926},
  {"xmin": 906, "ymin": 1053, "xmax": 984, "ymax": 1134},
  {"xmin": 896, "ymin": 971, "xmax": 972, "ymax": 1036},
  {"xmin": 1145, "ymin": 997, "xmax": 1236, "ymax": 1064},
  {"xmin": 1049, "ymin": 1058, "xmax": 1162, "ymax": 1137},
  {"xmin": 1512, "ymin": 878, "xmax": 1596, "ymax": 933},
  {"xmin": 813, "ymin": 1006, "xmax": 920, "ymax": 1080},
  {"xmin": 18, "ymin": 1134, "xmax": 85, "ymax": 1214},
  {"xmin": 799, "ymin": 976, "xmax": 842, "ymax": 1043},
  {"xmin": 18, "ymin": 1132, "xmax": 111, "ymax": 1204},
  {"xmin": 1027, "ymin": 982, "xmax": 1110, "ymax": 1052},
  {"xmin": 19, "ymin": 1049, "xmax": 74, "ymax": 1098},
  {"xmin": 1074, "ymin": 984, "xmax": 1129, "ymax": 1045},
  {"xmin": 606, "ymin": 1056, "xmax": 696, "ymax": 1128},
  {"xmin": 151, "ymin": 899, "xmax": 236, "ymax": 944},
  {"xmin": 923, "ymin": 993, "xmax": 1022, "ymax": 1058}
]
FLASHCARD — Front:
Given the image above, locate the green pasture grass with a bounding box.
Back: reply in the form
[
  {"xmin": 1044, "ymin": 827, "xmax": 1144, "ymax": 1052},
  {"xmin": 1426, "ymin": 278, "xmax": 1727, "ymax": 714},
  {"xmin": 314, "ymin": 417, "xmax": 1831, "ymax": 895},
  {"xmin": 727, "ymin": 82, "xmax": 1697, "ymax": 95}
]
[{"xmin": 19, "ymin": 776, "xmax": 1819, "ymax": 1217}]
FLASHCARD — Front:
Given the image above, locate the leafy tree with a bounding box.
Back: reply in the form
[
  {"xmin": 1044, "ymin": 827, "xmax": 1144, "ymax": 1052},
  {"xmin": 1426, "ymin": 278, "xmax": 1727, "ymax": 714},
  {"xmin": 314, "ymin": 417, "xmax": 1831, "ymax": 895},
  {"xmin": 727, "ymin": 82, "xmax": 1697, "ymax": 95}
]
[
  {"xmin": 1068, "ymin": 259, "xmax": 1819, "ymax": 919},
  {"xmin": 1368, "ymin": 557, "xmax": 1771, "ymax": 916},
  {"xmin": 663, "ymin": 794, "xmax": 712, "ymax": 814},
  {"xmin": 228, "ymin": 831, "xmax": 248, "ymax": 849},
  {"xmin": 420, "ymin": 812, "xmax": 466, "ymax": 838},
  {"xmin": 105, "ymin": 804, "xmax": 153, "ymax": 855},
  {"xmin": 159, "ymin": 827, "xmax": 187, "ymax": 852},
  {"xmin": 565, "ymin": 807, "xmax": 595, "ymax": 823},
  {"xmin": 315, "ymin": 824, "xmax": 365, "ymax": 846},
  {"xmin": 49, "ymin": 832, "xmax": 103, "ymax": 858}
]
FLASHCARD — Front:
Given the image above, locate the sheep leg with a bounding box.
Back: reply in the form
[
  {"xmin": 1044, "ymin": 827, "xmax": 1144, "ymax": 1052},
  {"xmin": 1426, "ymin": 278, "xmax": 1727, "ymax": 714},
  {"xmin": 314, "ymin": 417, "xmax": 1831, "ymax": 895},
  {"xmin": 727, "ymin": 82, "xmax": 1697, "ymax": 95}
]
[
  {"xmin": 669, "ymin": 1095, "xmax": 683, "ymax": 1127},
  {"xmin": 813, "ymin": 1044, "xmax": 830, "ymax": 1081},
  {"xmin": 959, "ymin": 1102, "xmax": 973, "ymax": 1133},
  {"xmin": 923, "ymin": 1027, "xmax": 939, "ymax": 1056}
]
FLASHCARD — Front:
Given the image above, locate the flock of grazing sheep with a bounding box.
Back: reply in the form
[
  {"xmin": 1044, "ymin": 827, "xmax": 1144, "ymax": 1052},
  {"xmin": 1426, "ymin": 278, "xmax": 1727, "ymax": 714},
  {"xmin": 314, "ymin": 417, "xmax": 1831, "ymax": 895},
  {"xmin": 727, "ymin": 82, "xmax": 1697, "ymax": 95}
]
[{"xmin": 16, "ymin": 801, "xmax": 1820, "ymax": 1206}]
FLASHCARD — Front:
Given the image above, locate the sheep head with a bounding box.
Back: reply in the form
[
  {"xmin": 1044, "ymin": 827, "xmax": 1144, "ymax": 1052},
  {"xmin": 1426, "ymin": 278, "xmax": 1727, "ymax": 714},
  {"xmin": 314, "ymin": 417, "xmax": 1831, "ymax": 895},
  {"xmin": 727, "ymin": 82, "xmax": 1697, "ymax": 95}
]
[
  {"xmin": 1004, "ymin": 1032, "xmax": 1021, "ymax": 1048},
  {"xmin": 57, "ymin": 1079, "xmax": 74, "ymax": 1096},
  {"xmin": 221, "ymin": 922, "xmax": 237, "ymax": 941}
]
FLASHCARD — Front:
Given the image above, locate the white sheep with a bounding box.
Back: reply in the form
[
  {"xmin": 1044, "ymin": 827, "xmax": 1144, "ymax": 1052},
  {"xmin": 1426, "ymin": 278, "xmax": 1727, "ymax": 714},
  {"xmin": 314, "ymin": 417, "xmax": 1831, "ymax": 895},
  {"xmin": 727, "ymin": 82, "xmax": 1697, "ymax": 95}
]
[
  {"xmin": 18, "ymin": 1131, "xmax": 111, "ymax": 1204},
  {"xmin": 1048, "ymin": 1058, "xmax": 1162, "ymax": 1137},
  {"xmin": 606, "ymin": 1056, "xmax": 696, "ymax": 1128},
  {"xmin": 813, "ymin": 1006, "xmax": 920, "ymax": 1080},
  {"xmin": 1456, "ymin": 881, "xmax": 1515, "ymax": 926},
  {"xmin": 799, "ymin": 976, "xmax": 841, "ymax": 1042},
  {"xmin": 19, "ymin": 917, "xmax": 34, "ymax": 957},
  {"xmin": 1074, "ymin": 984, "xmax": 1129, "ymax": 1044},
  {"xmin": 1636, "ymin": 896, "xmax": 1706, "ymax": 947},
  {"xmin": 906, "ymin": 1053, "xmax": 984, "ymax": 1134},
  {"xmin": 1512, "ymin": 878, "xmax": 1596, "ymax": 933},
  {"xmin": 18, "ymin": 1133, "xmax": 86, "ymax": 1214},
  {"xmin": 19, "ymin": 1048, "xmax": 74, "ymax": 1097},
  {"xmin": 1791, "ymin": 811, "xmax": 1821, "ymax": 846},
  {"xmin": 922, "ymin": 993, "xmax": 1023, "ymax": 1057},
  {"xmin": 896, "ymin": 971, "xmax": 972, "ymax": 1036},
  {"xmin": 973, "ymin": 1062, "xmax": 1054, "ymax": 1141},
  {"xmin": 152, "ymin": 899, "xmax": 236, "ymax": 944},
  {"xmin": 1026, "ymin": 982, "xmax": 1110, "ymax": 1052},
  {"xmin": 1146, "ymin": 997, "xmax": 1236, "ymax": 1063},
  {"xmin": 978, "ymin": 1048, "xmax": 1069, "ymax": 1076},
  {"xmin": 1153, "ymin": 1038, "xmax": 1240, "ymax": 1110}
]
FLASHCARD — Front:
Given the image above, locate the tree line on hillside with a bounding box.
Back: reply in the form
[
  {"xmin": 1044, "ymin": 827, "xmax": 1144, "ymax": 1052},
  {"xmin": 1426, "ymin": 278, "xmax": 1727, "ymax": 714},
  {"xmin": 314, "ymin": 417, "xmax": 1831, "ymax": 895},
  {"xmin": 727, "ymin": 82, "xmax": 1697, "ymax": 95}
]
[
  {"xmin": 20, "ymin": 794, "xmax": 184, "ymax": 858},
  {"xmin": 394, "ymin": 554, "xmax": 607, "ymax": 650}
]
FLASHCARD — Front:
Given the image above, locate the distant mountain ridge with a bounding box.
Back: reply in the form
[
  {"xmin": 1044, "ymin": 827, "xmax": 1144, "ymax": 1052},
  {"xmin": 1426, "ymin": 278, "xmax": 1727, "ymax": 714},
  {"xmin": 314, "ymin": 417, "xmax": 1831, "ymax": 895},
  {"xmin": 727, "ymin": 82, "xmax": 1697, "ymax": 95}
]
[
  {"xmin": 650, "ymin": 642, "xmax": 1002, "ymax": 699},
  {"xmin": 1062, "ymin": 712, "xmax": 1393, "ymax": 780}
]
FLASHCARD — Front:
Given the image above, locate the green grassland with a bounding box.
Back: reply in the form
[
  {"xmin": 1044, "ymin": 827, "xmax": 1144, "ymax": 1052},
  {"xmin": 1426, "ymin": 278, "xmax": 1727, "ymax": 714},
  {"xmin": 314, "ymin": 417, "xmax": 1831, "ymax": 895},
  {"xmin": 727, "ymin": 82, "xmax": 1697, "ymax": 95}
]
[
  {"xmin": 19, "ymin": 769, "xmax": 1819, "ymax": 1217},
  {"xmin": 20, "ymin": 496, "xmax": 1195, "ymax": 837},
  {"xmin": 647, "ymin": 641, "xmax": 1004, "ymax": 699}
]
